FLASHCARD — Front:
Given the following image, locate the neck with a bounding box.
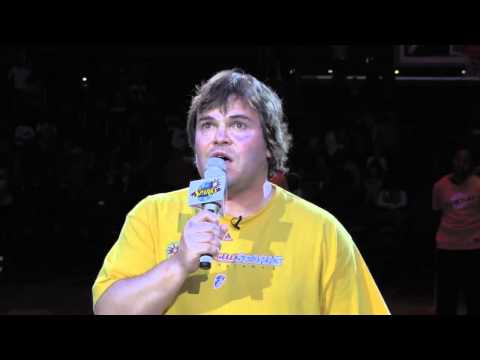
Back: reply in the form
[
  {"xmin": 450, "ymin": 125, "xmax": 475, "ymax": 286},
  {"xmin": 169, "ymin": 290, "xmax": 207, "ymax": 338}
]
[
  {"xmin": 225, "ymin": 180, "xmax": 274, "ymax": 218},
  {"xmin": 451, "ymin": 172, "xmax": 471, "ymax": 185}
]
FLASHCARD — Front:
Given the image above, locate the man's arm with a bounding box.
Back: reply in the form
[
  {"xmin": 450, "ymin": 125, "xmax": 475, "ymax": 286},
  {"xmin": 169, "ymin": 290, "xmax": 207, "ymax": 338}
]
[
  {"xmin": 93, "ymin": 210, "xmax": 226, "ymax": 315},
  {"xmin": 94, "ymin": 255, "xmax": 188, "ymax": 315}
]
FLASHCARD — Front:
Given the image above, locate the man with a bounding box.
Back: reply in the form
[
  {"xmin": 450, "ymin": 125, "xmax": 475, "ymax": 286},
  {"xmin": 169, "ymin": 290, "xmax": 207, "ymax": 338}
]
[
  {"xmin": 432, "ymin": 145, "xmax": 480, "ymax": 314},
  {"xmin": 92, "ymin": 69, "xmax": 389, "ymax": 315}
]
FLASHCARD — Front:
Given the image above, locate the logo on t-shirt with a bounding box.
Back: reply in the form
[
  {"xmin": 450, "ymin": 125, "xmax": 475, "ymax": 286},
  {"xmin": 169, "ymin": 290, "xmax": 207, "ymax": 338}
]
[
  {"xmin": 216, "ymin": 253, "xmax": 283, "ymax": 266},
  {"xmin": 213, "ymin": 273, "xmax": 227, "ymax": 289},
  {"xmin": 166, "ymin": 241, "xmax": 179, "ymax": 257},
  {"xmin": 448, "ymin": 192, "xmax": 477, "ymax": 210},
  {"xmin": 164, "ymin": 242, "xmax": 284, "ymax": 267}
]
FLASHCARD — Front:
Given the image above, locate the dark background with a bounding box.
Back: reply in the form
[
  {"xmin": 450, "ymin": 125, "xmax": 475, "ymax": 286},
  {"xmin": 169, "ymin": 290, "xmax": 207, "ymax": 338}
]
[{"xmin": 1, "ymin": 44, "xmax": 479, "ymax": 314}]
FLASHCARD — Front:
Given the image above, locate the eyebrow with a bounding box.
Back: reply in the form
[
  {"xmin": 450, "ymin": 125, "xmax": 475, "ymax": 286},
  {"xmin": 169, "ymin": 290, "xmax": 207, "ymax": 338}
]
[
  {"xmin": 198, "ymin": 114, "xmax": 252, "ymax": 123},
  {"xmin": 229, "ymin": 114, "xmax": 252, "ymax": 122},
  {"xmin": 197, "ymin": 116, "xmax": 215, "ymax": 123}
]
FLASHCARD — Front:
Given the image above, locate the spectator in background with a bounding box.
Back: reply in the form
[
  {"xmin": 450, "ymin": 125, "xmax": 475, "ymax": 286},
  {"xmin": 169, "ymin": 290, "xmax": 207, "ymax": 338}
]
[
  {"xmin": 301, "ymin": 135, "xmax": 322, "ymax": 176},
  {"xmin": 324, "ymin": 129, "xmax": 345, "ymax": 159},
  {"xmin": 36, "ymin": 116, "xmax": 58, "ymax": 152},
  {"xmin": 432, "ymin": 144, "xmax": 480, "ymax": 314},
  {"xmin": 376, "ymin": 174, "xmax": 408, "ymax": 231},
  {"xmin": 127, "ymin": 63, "xmax": 150, "ymax": 109},
  {"xmin": 8, "ymin": 50, "xmax": 32, "ymax": 90},
  {"xmin": 0, "ymin": 166, "xmax": 15, "ymax": 237},
  {"xmin": 349, "ymin": 116, "xmax": 370, "ymax": 164},
  {"xmin": 376, "ymin": 111, "xmax": 400, "ymax": 161},
  {"xmin": 364, "ymin": 161, "xmax": 385, "ymax": 208},
  {"xmin": 367, "ymin": 142, "xmax": 388, "ymax": 174},
  {"xmin": 343, "ymin": 158, "xmax": 363, "ymax": 201},
  {"xmin": 324, "ymin": 129, "xmax": 347, "ymax": 183},
  {"xmin": 0, "ymin": 166, "xmax": 17, "ymax": 282},
  {"xmin": 362, "ymin": 110, "xmax": 378, "ymax": 153},
  {"xmin": 297, "ymin": 135, "xmax": 331, "ymax": 206},
  {"xmin": 12, "ymin": 112, "xmax": 37, "ymax": 192},
  {"xmin": 7, "ymin": 49, "xmax": 43, "ymax": 110},
  {"xmin": 286, "ymin": 172, "xmax": 304, "ymax": 197},
  {"xmin": 35, "ymin": 115, "xmax": 59, "ymax": 188},
  {"xmin": 161, "ymin": 126, "xmax": 197, "ymax": 192}
]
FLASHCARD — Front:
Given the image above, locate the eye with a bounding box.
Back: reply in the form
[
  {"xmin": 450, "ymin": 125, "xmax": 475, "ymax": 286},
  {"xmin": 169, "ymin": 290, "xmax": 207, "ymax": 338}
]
[
  {"xmin": 200, "ymin": 121, "xmax": 213, "ymax": 130},
  {"xmin": 232, "ymin": 121, "xmax": 247, "ymax": 129}
]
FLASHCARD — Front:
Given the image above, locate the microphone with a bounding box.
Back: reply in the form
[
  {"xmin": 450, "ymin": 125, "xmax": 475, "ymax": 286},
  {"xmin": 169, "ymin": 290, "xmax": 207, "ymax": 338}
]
[{"xmin": 188, "ymin": 157, "xmax": 227, "ymax": 270}]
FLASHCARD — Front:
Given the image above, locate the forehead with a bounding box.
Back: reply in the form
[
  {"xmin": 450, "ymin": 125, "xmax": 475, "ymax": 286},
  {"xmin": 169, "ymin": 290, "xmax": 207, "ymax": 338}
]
[{"xmin": 198, "ymin": 97, "xmax": 261, "ymax": 122}]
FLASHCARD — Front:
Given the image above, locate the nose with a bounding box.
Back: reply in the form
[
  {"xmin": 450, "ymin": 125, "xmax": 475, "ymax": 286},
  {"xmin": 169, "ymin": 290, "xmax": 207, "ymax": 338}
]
[{"xmin": 213, "ymin": 123, "xmax": 231, "ymax": 145}]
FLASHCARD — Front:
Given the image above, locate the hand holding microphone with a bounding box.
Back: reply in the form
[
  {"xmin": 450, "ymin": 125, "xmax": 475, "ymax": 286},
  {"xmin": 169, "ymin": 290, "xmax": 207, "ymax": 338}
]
[
  {"xmin": 177, "ymin": 157, "xmax": 227, "ymax": 272},
  {"xmin": 177, "ymin": 210, "xmax": 228, "ymax": 273}
]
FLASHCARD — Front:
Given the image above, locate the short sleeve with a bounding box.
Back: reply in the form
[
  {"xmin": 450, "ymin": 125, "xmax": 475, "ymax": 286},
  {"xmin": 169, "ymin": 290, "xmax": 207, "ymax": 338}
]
[
  {"xmin": 320, "ymin": 221, "xmax": 390, "ymax": 315},
  {"xmin": 92, "ymin": 196, "xmax": 157, "ymax": 306}
]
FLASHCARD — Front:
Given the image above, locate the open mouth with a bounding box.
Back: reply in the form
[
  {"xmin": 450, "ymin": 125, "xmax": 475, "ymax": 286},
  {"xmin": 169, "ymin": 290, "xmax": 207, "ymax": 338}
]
[{"xmin": 211, "ymin": 153, "xmax": 232, "ymax": 162}]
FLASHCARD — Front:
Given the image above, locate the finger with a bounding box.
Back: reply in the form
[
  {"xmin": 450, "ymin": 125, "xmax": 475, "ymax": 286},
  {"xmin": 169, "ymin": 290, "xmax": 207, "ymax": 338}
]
[
  {"xmin": 194, "ymin": 210, "xmax": 220, "ymax": 225},
  {"xmin": 191, "ymin": 222, "xmax": 223, "ymax": 235},
  {"xmin": 196, "ymin": 243, "xmax": 220, "ymax": 257},
  {"xmin": 185, "ymin": 227, "xmax": 223, "ymax": 244},
  {"xmin": 194, "ymin": 233, "xmax": 224, "ymax": 246}
]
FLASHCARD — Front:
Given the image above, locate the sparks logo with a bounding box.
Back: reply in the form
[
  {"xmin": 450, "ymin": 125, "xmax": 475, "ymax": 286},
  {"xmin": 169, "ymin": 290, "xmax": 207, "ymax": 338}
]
[
  {"xmin": 213, "ymin": 274, "xmax": 227, "ymax": 289},
  {"xmin": 190, "ymin": 179, "xmax": 221, "ymax": 199}
]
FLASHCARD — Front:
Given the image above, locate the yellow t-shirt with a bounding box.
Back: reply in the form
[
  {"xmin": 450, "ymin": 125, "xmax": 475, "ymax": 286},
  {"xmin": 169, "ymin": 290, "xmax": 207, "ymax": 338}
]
[{"xmin": 92, "ymin": 185, "xmax": 390, "ymax": 314}]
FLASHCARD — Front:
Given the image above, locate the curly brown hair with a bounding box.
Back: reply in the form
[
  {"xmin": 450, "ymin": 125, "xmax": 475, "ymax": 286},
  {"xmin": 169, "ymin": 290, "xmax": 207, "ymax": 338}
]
[{"xmin": 186, "ymin": 69, "xmax": 292, "ymax": 178}]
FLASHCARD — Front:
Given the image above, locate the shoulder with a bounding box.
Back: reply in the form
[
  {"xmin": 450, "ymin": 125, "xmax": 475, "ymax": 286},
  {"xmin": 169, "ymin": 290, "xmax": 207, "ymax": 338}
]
[
  {"xmin": 146, "ymin": 188, "xmax": 189, "ymax": 206},
  {"xmin": 468, "ymin": 174, "xmax": 480, "ymax": 189},
  {"xmin": 128, "ymin": 188, "xmax": 190, "ymax": 218},
  {"xmin": 471, "ymin": 174, "xmax": 480, "ymax": 183},
  {"xmin": 274, "ymin": 185, "xmax": 349, "ymax": 237},
  {"xmin": 276, "ymin": 188, "xmax": 357, "ymax": 263},
  {"xmin": 434, "ymin": 174, "xmax": 452, "ymax": 189}
]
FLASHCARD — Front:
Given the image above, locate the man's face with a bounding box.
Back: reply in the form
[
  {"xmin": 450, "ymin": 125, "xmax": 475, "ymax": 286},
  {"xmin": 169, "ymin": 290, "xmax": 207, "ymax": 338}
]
[
  {"xmin": 194, "ymin": 98, "xmax": 270, "ymax": 194},
  {"xmin": 453, "ymin": 149, "xmax": 473, "ymax": 177}
]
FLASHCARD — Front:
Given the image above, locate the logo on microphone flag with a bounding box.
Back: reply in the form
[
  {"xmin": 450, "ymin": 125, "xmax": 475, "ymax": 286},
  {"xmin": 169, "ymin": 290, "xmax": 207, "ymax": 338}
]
[
  {"xmin": 188, "ymin": 175, "xmax": 226, "ymax": 212},
  {"xmin": 190, "ymin": 179, "xmax": 221, "ymax": 199}
]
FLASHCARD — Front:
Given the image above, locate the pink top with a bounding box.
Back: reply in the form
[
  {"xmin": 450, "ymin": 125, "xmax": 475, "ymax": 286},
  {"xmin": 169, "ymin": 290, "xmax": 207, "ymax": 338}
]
[{"xmin": 432, "ymin": 174, "xmax": 480, "ymax": 250}]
